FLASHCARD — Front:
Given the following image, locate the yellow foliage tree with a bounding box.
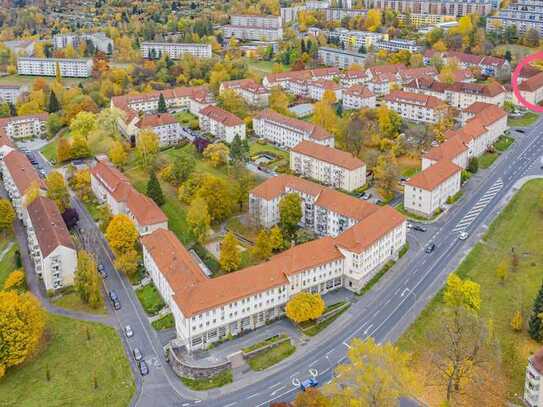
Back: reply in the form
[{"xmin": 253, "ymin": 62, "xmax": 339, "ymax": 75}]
[
  {"xmin": 135, "ymin": 129, "xmax": 159, "ymax": 168},
  {"xmin": 203, "ymin": 143, "xmax": 230, "ymax": 167},
  {"xmin": 46, "ymin": 171, "xmax": 70, "ymax": 213},
  {"xmin": 114, "ymin": 249, "xmax": 139, "ymax": 276},
  {"xmin": 511, "ymin": 310, "xmax": 523, "ymax": 332},
  {"xmin": 109, "ymin": 140, "xmax": 128, "ymax": 168},
  {"xmin": 443, "ymin": 274, "xmax": 481, "ymax": 312},
  {"xmin": 365, "ymin": 9, "xmax": 382, "ymax": 32},
  {"xmin": 0, "ymin": 198, "xmax": 15, "ymax": 234},
  {"xmin": 220, "ymin": 231, "xmax": 241, "ymax": 273},
  {"xmin": 285, "ymin": 292, "xmax": 325, "ymax": 324},
  {"xmin": 70, "ymin": 169, "xmax": 91, "ymax": 202},
  {"xmin": 0, "ymin": 291, "xmax": 46, "ymax": 378},
  {"xmin": 269, "ymin": 88, "xmax": 291, "ymax": 116},
  {"xmin": 105, "ymin": 214, "xmax": 139, "ymax": 256},
  {"xmin": 3, "ymin": 269, "xmax": 25, "ymax": 291}
]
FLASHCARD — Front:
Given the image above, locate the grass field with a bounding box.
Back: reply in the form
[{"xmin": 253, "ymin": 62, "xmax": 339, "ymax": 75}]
[
  {"xmin": 0, "ymin": 314, "xmax": 135, "ymax": 407},
  {"xmin": 479, "ymin": 151, "xmax": 499, "ymax": 169},
  {"xmin": 249, "ymin": 140, "xmax": 289, "ymax": 170},
  {"xmin": 0, "ymin": 242, "xmax": 18, "ymax": 288},
  {"xmin": 0, "ymin": 74, "xmax": 89, "ymax": 87},
  {"xmin": 508, "ymin": 112, "xmax": 539, "ymax": 128},
  {"xmin": 246, "ymin": 60, "xmax": 287, "ymax": 75},
  {"xmin": 398, "ymin": 179, "xmax": 543, "ymax": 405},
  {"xmin": 151, "ymin": 313, "xmax": 175, "ymax": 330},
  {"xmin": 52, "ymin": 290, "xmax": 107, "ymax": 315},
  {"xmin": 247, "ymin": 341, "xmax": 296, "ymax": 371},
  {"xmin": 180, "ymin": 369, "xmax": 233, "ymax": 390},
  {"xmin": 136, "ymin": 283, "xmax": 165, "ymax": 316},
  {"xmin": 41, "ymin": 130, "xmax": 115, "ymax": 163}
]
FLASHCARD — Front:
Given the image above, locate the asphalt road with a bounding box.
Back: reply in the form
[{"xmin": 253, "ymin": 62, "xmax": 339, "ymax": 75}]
[{"xmin": 31, "ymin": 119, "xmax": 543, "ymax": 407}]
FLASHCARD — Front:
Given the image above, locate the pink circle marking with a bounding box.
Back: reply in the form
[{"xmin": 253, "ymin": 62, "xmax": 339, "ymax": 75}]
[{"xmin": 512, "ymin": 51, "xmax": 543, "ymax": 113}]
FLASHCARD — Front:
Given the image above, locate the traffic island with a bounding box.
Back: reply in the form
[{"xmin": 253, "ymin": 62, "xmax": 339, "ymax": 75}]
[{"xmin": 242, "ymin": 334, "xmax": 296, "ymax": 371}]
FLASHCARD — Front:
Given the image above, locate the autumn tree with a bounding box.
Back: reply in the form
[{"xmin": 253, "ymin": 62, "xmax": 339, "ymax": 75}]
[
  {"xmin": 74, "ymin": 250, "xmax": 103, "ymax": 308},
  {"xmin": 136, "ymin": 129, "xmax": 159, "ymax": 168},
  {"xmin": 105, "ymin": 214, "xmax": 139, "ymax": 256},
  {"xmin": 511, "ymin": 310, "xmax": 523, "ymax": 332},
  {"xmin": 286, "ymin": 292, "xmax": 325, "ymax": 323},
  {"xmin": 0, "ymin": 198, "xmax": 15, "ymax": 234},
  {"xmin": 146, "ymin": 171, "xmax": 165, "ymax": 206},
  {"xmin": 279, "ymin": 193, "xmax": 302, "ymax": 238},
  {"xmin": 70, "ymin": 169, "xmax": 91, "ymax": 202},
  {"xmin": 373, "ymin": 152, "xmax": 399, "ymax": 200},
  {"xmin": 293, "ymin": 388, "xmax": 331, "ymax": 407},
  {"xmin": 196, "ymin": 175, "xmax": 237, "ymax": 223},
  {"xmin": 114, "ymin": 249, "xmax": 139, "ymax": 276},
  {"xmin": 270, "ymin": 225, "xmax": 284, "ymax": 251},
  {"xmin": 46, "ymin": 171, "xmax": 70, "ymax": 213},
  {"xmin": 253, "ymin": 229, "xmax": 273, "ymax": 260},
  {"xmin": 203, "ymin": 143, "xmax": 230, "ymax": 167},
  {"xmin": 0, "ymin": 291, "xmax": 46, "ymax": 378},
  {"xmin": 219, "ymin": 89, "xmax": 248, "ymax": 119},
  {"xmin": 220, "ymin": 231, "xmax": 241, "ymax": 272},
  {"xmin": 443, "ymin": 274, "xmax": 481, "ymax": 312},
  {"xmin": 3, "ymin": 269, "xmax": 25, "ymax": 291},
  {"xmin": 56, "ymin": 137, "xmax": 72, "ymax": 162},
  {"xmin": 269, "ymin": 88, "xmax": 291, "ymax": 116},
  {"xmin": 365, "ymin": 9, "xmax": 382, "ymax": 32},
  {"xmin": 69, "ymin": 111, "xmax": 97, "ymax": 138},
  {"xmin": 70, "ymin": 133, "xmax": 91, "ymax": 159},
  {"xmin": 109, "ymin": 141, "xmax": 128, "ymax": 168},
  {"xmin": 187, "ymin": 196, "xmax": 211, "ymax": 244},
  {"xmin": 496, "ymin": 259, "xmax": 509, "ymax": 284},
  {"xmin": 172, "ymin": 146, "xmax": 197, "ymax": 183}
]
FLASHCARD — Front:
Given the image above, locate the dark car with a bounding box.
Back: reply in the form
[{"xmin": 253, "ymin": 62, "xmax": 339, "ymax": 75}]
[
  {"xmin": 109, "ymin": 290, "xmax": 121, "ymax": 310},
  {"xmin": 133, "ymin": 347, "xmax": 143, "ymax": 361},
  {"xmin": 413, "ymin": 225, "xmax": 426, "ymax": 232},
  {"xmin": 138, "ymin": 360, "xmax": 149, "ymax": 376},
  {"xmin": 425, "ymin": 243, "xmax": 436, "ymax": 253},
  {"xmin": 516, "ymin": 129, "xmax": 525, "ymax": 133}
]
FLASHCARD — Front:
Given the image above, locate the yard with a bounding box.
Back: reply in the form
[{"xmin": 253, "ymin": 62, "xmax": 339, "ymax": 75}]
[
  {"xmin": 40, "ymin": 130, "xmax": 115, "ymax": 164},
  {"xmin": 0, "ymin": 74, "xmax": 89, "ymax": 87},
  {"xmin": 0, "ymin": 241, "xmax": 18, "ymax": 288},
  {"xmin": 508, "ymin": 112, "xmax": 539, "ymax": 128},
  {"xmin": 398, "ymin": 179, "xmax": 543, "ymax": 405},
  {"xmin": 52, "ymin": 289, "xmax": 107, "ymax": 315},
  {"xmin": 249, "ymin": 140, "xmax": 289, "ymax": 170},
  {"xmin": 151, "ymin": 313, "xmax": 175, "ymax": 330},
  {"xmin": 0, "ymin": 314, "xmax": 135, "ymax": 407},
  {"xmin": 136, "ymin": 283, "xmax": 165, "ymax": 316},
  {"xmin": 246, "ymin": 60, "xmax": 287, "ymax": 75},
  {"xmin": 174, "ymin": 111, "xmax": 198, "ymax": 129},
  {"xmin": 247, "ymin": 340, "xmax": 296, "ymax": 371}
]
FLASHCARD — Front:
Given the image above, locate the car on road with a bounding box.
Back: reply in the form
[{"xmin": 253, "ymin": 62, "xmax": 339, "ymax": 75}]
[
  {"xmin": 133, "ymin": 347, "xmax": 143, "ymax": 361},
  {"xmin": 138, "ymin": 360, "xmax": 149, "ymax": 376},
  {"xmin": 407, "ymin": 222, "xmax": 413, "ymax": 229},
  {"xmin": 97, "ymin": 264, "xmax": 107, "ymax": 278},
  {"xmin": 458, "ymin": 231, "xmax": 469, "ymax": 240},
  {"xmin": 39, "ymin": 169, "xmax": 46, "ymax": 177},
  {"xmin": 124, "ymin": 325, "xmax": 134, "ymax": 338},
  {"xmin": 425, "ymin": 242, "xmax": 436, "ymax": 253},
  {"xmin": 362, "ymin": 193, "xmax": 372, "ymax": 201},
  {"xmin": 300, "ymin": 378, "xmax": 318, "ymax": 391},
  {"xmin": 412, "ymin": 225, "xmax": 426, "ymax": 232},
  {"xmin": 109, "ymin": 290, "xmax": 121, "ymax": 310},
  {"xmin": 516, "ymin": 129, "xmax": 525, "ymax": 134}
]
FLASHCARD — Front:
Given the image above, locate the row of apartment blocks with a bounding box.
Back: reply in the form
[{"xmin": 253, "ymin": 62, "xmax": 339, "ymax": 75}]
[
  {"xmin": 53, "ymin": 32, "xmax": 114, "ymax": 54},
  {"xmin": 142, "ymin": 177, "xmax": 405, "ymax": 351},
  {"xmin": 0, "ymin": 136, "xmax": 77, "ymax": 291},
  {"xmin": 17, "ymin": 57, "xmax": 94, "ymax": 78},
  {"xmin": 487, "ymin": 0, "xmax": 543, "ymax": 37},
  {"xmin": 0, "ymin": 84, "xmax": 27, "ymax": 104},
  {"xmin": 365, "ymin": 0, "xmax": 493, "ymax": 16},
  {"xmin": 0, "ymin": 113, "xmax": 48, "ymax": 140},
  {"xmin": 423, "ymin": 50, "xmax": 510, "ymax": 78},
  {"xmin": 111, "ymin": 86, "xmax": 215, "ymax": 146},
  {"xmin": 140, "ymin": 42, "xmax": 212, "ymax": 60},
  {"xmin": 223, "ymin": 14, "xmax": 283, "ymax": 42},
  {"xmin": 219, "ymin": 79, "xmax": 270, "ymax": 107},
  {"xmin": 403, "ymin": 102, "xmax": 508, "ymax": 217}
]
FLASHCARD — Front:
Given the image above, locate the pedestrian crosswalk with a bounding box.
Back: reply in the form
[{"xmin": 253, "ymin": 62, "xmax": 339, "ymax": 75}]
[{"xmin": 452, "ymin": 178, "xmax": 504, "ymax": 233}]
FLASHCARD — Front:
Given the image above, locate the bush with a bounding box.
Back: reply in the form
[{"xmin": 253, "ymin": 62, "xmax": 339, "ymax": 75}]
[
  {"xmin": 3, "ymin": 269, "xmax": 25, "ymax": 290},
  {"xmin": 468, "ymin": 157, "xmax": 479, "ymax": 174}
]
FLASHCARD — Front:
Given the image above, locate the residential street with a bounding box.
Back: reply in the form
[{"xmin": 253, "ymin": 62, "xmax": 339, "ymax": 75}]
[{"xmin": 29, "ymin": 119, "xmax": 543, "ymax": 406}]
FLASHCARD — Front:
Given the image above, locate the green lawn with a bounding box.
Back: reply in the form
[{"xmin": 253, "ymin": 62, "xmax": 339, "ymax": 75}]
[
  {"xmin": 357, "ymin": 259, "xmax": 397, "ymax": 297},
  {"xmin": 40, "ymin": 136, "xmax": 60, "ymax": 162},
  {"xmin": 479, "ymin": 151, "xmax": 499, "ymax": 169},
  {"xmin": 0, "ymin": 314, "xmax": 135, "ymax": 407},
  {"xmin": 243, "ymin": 334, "xmax": 288, "ymax": 353},
  {"xmin": 301, "ymin": 303, "xmax": 351, "ymax": 337},
  {"xmin": 41, "ymin": 130, "xmax": 115, "ymax": 164},
  {"xmin": 135, "ymin": 283, "xmax": 165, "ymax": 316},
  {"xmin": 495, "ymin": 135, "xmax": 515, "ymax": 152},
  {"xmin": 249, "ymin": 140, "xmax": 289, "ymax": 170},
  {"xmin": 398, "ymin": 179, "xmax": 543, "ymax": 404},
  {"xmin": 508, "ymin": 112, "xmax": 539, "ymax": 128},
  {"xmin": 52, "ymin": 290, "xmax": 107, "ymax": 315},
  {"xmin": 246, "ymin": 60, "xmax": 287, "ymax": 75},
  {"xmin": 395, "ymin": 203, "xmax": 439, "ymax": 221},
  {"xmin": 175, "ymin": 111, "xmax": 198, "ymax": 129},
  {"xmin": 0, "ymin": 242, "xmax": 19, "ymax": 288},
  {"xmin": 151, "ymin": 313, "xmax": 175, "ymax": 330},
  {"xmin": 0, "ymin": 74, "xmax": 89, "ymax": 87},
  {"xmin": 180, "ymin": 369, "xmax": 233, "ymax": 390},
  {"xmin": 247, "ymin": 341, "xmax": 296, "ymax": 371}
]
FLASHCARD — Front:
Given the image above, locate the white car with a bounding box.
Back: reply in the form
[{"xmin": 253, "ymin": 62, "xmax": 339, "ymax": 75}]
[
  {"xmin": 124, "ymin": 325, "xmax": 134, "ymax": 338},
  {"xmin": 458, "ymin": 231, "xmax": 469, "ymax": 240}
]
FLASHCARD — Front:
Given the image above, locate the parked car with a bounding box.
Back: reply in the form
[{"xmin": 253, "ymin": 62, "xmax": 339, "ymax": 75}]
[
  {"xmin": 516, "ymin": 129, "xmax": 525, "ymax": 134},
  {"xmin": 413, "ymin": 225, "xmax": 426, "ymax": 232},
  {"xmin": 97, "ymin": 264, "xmax": 107, "ymax": 279},
  {"xmin": 109, "ymin": 290, "xmax": 121, "ymax": 310},
  {"xmin": 458, "ymin": 231, "xmax": 469, "ymax": 240},
  {"xmin": 132, "ymin": 347, "xmax": 143, "ymax": 361},
  {"xmin": 138, "ymin": 360, "xmax": 149, "ymax": 376},
  {"xmin": 124, "ymin": 325, "xmax": 134, "ymax": 338},
  {"xmin": 425, "ymin": 242, "xmax": 436, "ymax": 253},
  {"xmin": 362, "ymin": 193, "xmax": 372, "ymax": 201}
]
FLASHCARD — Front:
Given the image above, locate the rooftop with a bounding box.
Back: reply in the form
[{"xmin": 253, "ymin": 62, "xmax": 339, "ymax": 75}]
[
  {"xmin": 291, "ymin": 140, "xmax": 364, "ymax": 171},
  {"xmin": 254, "ymin": 109, "xmax": 333, "ymax": 142},
  {"xmin": 407, "ymin": 160, "xmax": 461, "ymax": 191}
]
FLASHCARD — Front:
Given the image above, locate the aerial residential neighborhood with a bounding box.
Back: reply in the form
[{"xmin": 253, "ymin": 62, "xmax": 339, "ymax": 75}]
[{"xmin": 1, "ymin": 1, "xmax": 543, "ymax": 407}]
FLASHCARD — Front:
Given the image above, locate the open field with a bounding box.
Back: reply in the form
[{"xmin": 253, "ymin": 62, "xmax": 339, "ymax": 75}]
[
  {"xmin": 52, "ymin": 290, "xmax": 107, "ymax": 315},
  {"xmin": 0, "ymin": 314, "xmax": 135, "ymax": 407},
  {"xmin": 0, "ymin": 74, "xmax": 89, "ymax": 87},
  {"xmin": 398, "ymin": 179, "xmax": 543, "ymax": 405}
]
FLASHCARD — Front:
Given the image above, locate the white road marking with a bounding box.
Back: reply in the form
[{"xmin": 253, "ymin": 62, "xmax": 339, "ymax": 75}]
[
  {"xmin": 247, "ymin": 393, "xmax": 260, "ymax": 399},
  {"xmin": 271, "ymin": 385, "xmax": 286, "ymax": 396},
  {"xmin": 270, "ymin": 382, "xmax": 283, "ymax": 389},
  {"xmin": 342, "ymin": 341, "xmax": 351, "ymax": 348}
]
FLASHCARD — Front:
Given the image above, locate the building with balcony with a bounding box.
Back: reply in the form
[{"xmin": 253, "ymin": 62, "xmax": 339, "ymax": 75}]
[
  {"xmin": 53, "ymin": 32, "xmax": 113, "ymax": 54},
  {"xmin": 290, "ymin": 140, "xmax": 366, "ymax": 192},
  {"xmin": 253, "ymin": 109, "xmax": 335, "ymax": 149},
  {"xmin": 317, "ymin": 47, "xmax": 366, "ymax": 69},
  {"xmin": 198, "ymin": 105, "xmax": 246, "ymax": 143},
  {"xmin": 525, "ymin": 347, "xmax": 543, "ymax": 407},
  {"xmin": 262, "ymin": 67, "xmax": 339, "ymax": 89},
  {"xmin": 141, "ymin": 42, "xmax": 212, "ymax": 60},
  {"xmin": 0, "ymin": 84, "xmax": 27, "ymax": 104},
  {"xmin": 219, "ymin": 79, "xmax": 270, "ymax": 107},
  {"xmin": 373, "ymin": 39, "xmax": 423, "ymax": 53},
  {"xmin": 135, "ymin": 113, "xmax": 185, "ymax": 148},
  {"xmin": 224, "ymin": 15, "xmax": 283, "ymax": 41},
  {"xmin": 423, "ymin": 50, "xmax": 510, "ymax": 77},
  {"xmin": 487, "ymin": 0, "xmax": 543, "ymax": 38},
  {"xmin": 515, "ymin": 71, "xmax": 543, "ymax": 106},
  {"xmin": 307, "ymin": 80, "xmax": 343, "ymax": 101},
  {"xmin": 90, "ymin": 158, "xmax": 168, "ymax": 236},
  {"xmin": 17, "ymin": 57, "xmax": 93, "ymax": 78},
  {"xmin": 384, "ymin": 90, "xmax": 447, "ymax": 123},
  {"xmin": 0, "ymin": 113, "xmax": 48, "ymax": 139},
  {"xmin": 342, "ymin": 85, "xmax": 376, "ymax": 110},
  {"xmin": 24, "ymin": 197, "xmax": 77, "ymax": 291},
  {"xmin": 326, "ymin": 28, "xmax": 387, "ymax": 50},
  {"xmin": 365, "ymin": 0, "xmax": 492, "ymax": 17}
]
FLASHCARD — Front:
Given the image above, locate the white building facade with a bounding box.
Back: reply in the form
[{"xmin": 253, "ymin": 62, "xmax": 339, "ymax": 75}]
[
  {"xmin": 141, "ymin": 42, "xmax": 212, "ymax": 60},
  {"xmin": 17, "ymin": 57, "xmax": 93, "ymax": 78}
]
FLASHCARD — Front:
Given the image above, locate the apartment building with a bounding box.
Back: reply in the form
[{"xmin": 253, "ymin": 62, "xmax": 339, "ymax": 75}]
[
  {"xmin": 339, "ymin": 70, "xmax": 368, "ymax": 87},
  {"xmin": 365, "ymin": 0, "xmax": 492, "ymax": 16},
  {"xmin": 224, "ymin": 14, "xmax": 283, "ymax": 41},
  {"xmin": 404, "ymin": 160, "xmax": 462, "ymax": 218},
  {"xmin": 423, "ymin": 50, "xmax": 510, "ymax": 77},
  {"xmin": 373, "ymin": 39, "xmax": 423, "ymax": 53},
  {"xmin": 384, "ymin": 90, "xmax": 447, "ymax": 124},
  {"xmin": 1, "ymin": 150, "xmax": 46, "ymax": 219},
  {"xmin": 515, "ymin": 71, "xmax": 543, "ymax": 106},
  {"xmin": 143, "ymin": 202, "xmax": 405, "ymax": 351},
  {"xmin": 318, "ymin": 47, "xmax": 366, "ymax": 69},
  {"xmin": 327, "ymin": 28, "xmax": 388, "ymax": 50},
  {"xmin": 53, "ymin": 32, "xmax": 113, "ymax": 54},
  {"xmin": 324, "ymin": 8, "xmax": 367, "ymax": 21},
  {"xmin": 405, "ymin": 77, "xmax": 506, "ymax": 109},
  {"xmin": 90, "ymin": 159, "xmax": 168, "ymax": 235},
  {"xmin": 24, "ymin": 197, "xmax": 77, "ymax": 291},
  {"xmin": 253, "ymin": 109, "xmax": 335, "ymax": 149},
  {"xmin": 290, "ymin": 140, "xmax": 366, "ymax": 192},
  {"xmin": 0, "ymin": 113, "xmax": 48, "ymax": 139},
  {"xmin": 363, "ymin": 64, "xmax": 437, "ymax": 96},
  {"xmin": 17, "ymin": 57, "xmax": 93, "ymax": 78},
  {"xmin": 342, "ymin": 85, "xmax": 376, "ymax": 110},
  {"xmin": 307, "ymin": 80, "xmax": 343, "ymax": 101},
  {"xmin": 262, "ymin": 67, "xmax": 339, "ymax": 89},
  {"xmin": 422, "ymin": 136, "xmax": 469, "ymax": 170},
  {"xmin": 398, "ymin": 13, "xmax": 456, "ymax": 28},
  {"xmin": 0, "ymin": 84, "xmax": 27, "ymax": 104},
  {"xmin": 198, "ymin": 105, "xmax": 246, "ymax": 143},
  {"xmin": 2, "ymin": 39, "xmax": 36, "ymax": 56},
  {"xmin": 141, "ymin": 42, "xmax": 212, "ymax": 60},
  {"xmin": 488, "ymin": 0, "xmax": 543, "ymax": 37},
  {"xmin": 525, "ymin": 347, "xmax": 543, "ymax": 407},
  {"xmin": 0, "ymin": 128, "xmax": 15, "ymax": 159},
  {"xmin": 219, "ymin": 79, "xmax": 270, "ymax": 107},
  {"xmin": 135, "ymin": 113, "xmax": 185, "ymax": 148}
]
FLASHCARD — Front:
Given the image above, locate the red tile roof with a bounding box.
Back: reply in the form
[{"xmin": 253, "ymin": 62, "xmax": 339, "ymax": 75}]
[
  {"xmin": 0, "ymin": 113, "xmax": 48, "ymax": 128},
  {"xmin": 221, "ymin": 79, "xmax": 269, "ymax": 95},
  {"xmin": 136, "ymin": 113, "xmax": 178, "ymax": 129},
  {"xmin": 343, "ymin": 85, "xmax": 374, "ymax": 99},
  {"xmin": 519, "ymin": 71, "xmax": 543, "ymax": 92},
  {"xmin": 424, "ymin": 137, "xmax": 468, "ymax": 163},
  {"xmin": 264, "ymin": 67, "xmax": 340, "ymax": 85},
  {"xmin": 384, "ymin": 90, "xmax": 447, "ymax": 109},
  {"xmin": 3, "ymin": 150, "xmax": 45, "ymax": 194},
  {"xmin": 463, "ymin": 102, "xmax": 507, "ymax": 127},
  {"xmin": 26, "ymin": 197, "xmax": 74, "ymax": 257},
  {"xmin": 530, "ymin": 347, "xmax": 543, "ymax": 375},
  {"xmin": 199, "ymin": 105, "xmax": 244, "ymax": 127},
  {"xmin": 254, "ymin": 109, "xmax": 333, "ymax": 142},
  {"xmin": 406, "ymin": 160, "xmax": 461, "ymax": 191},
  {"xmin": 291, "ymin": 140, "xmax": 365, "ymax": 171}
]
